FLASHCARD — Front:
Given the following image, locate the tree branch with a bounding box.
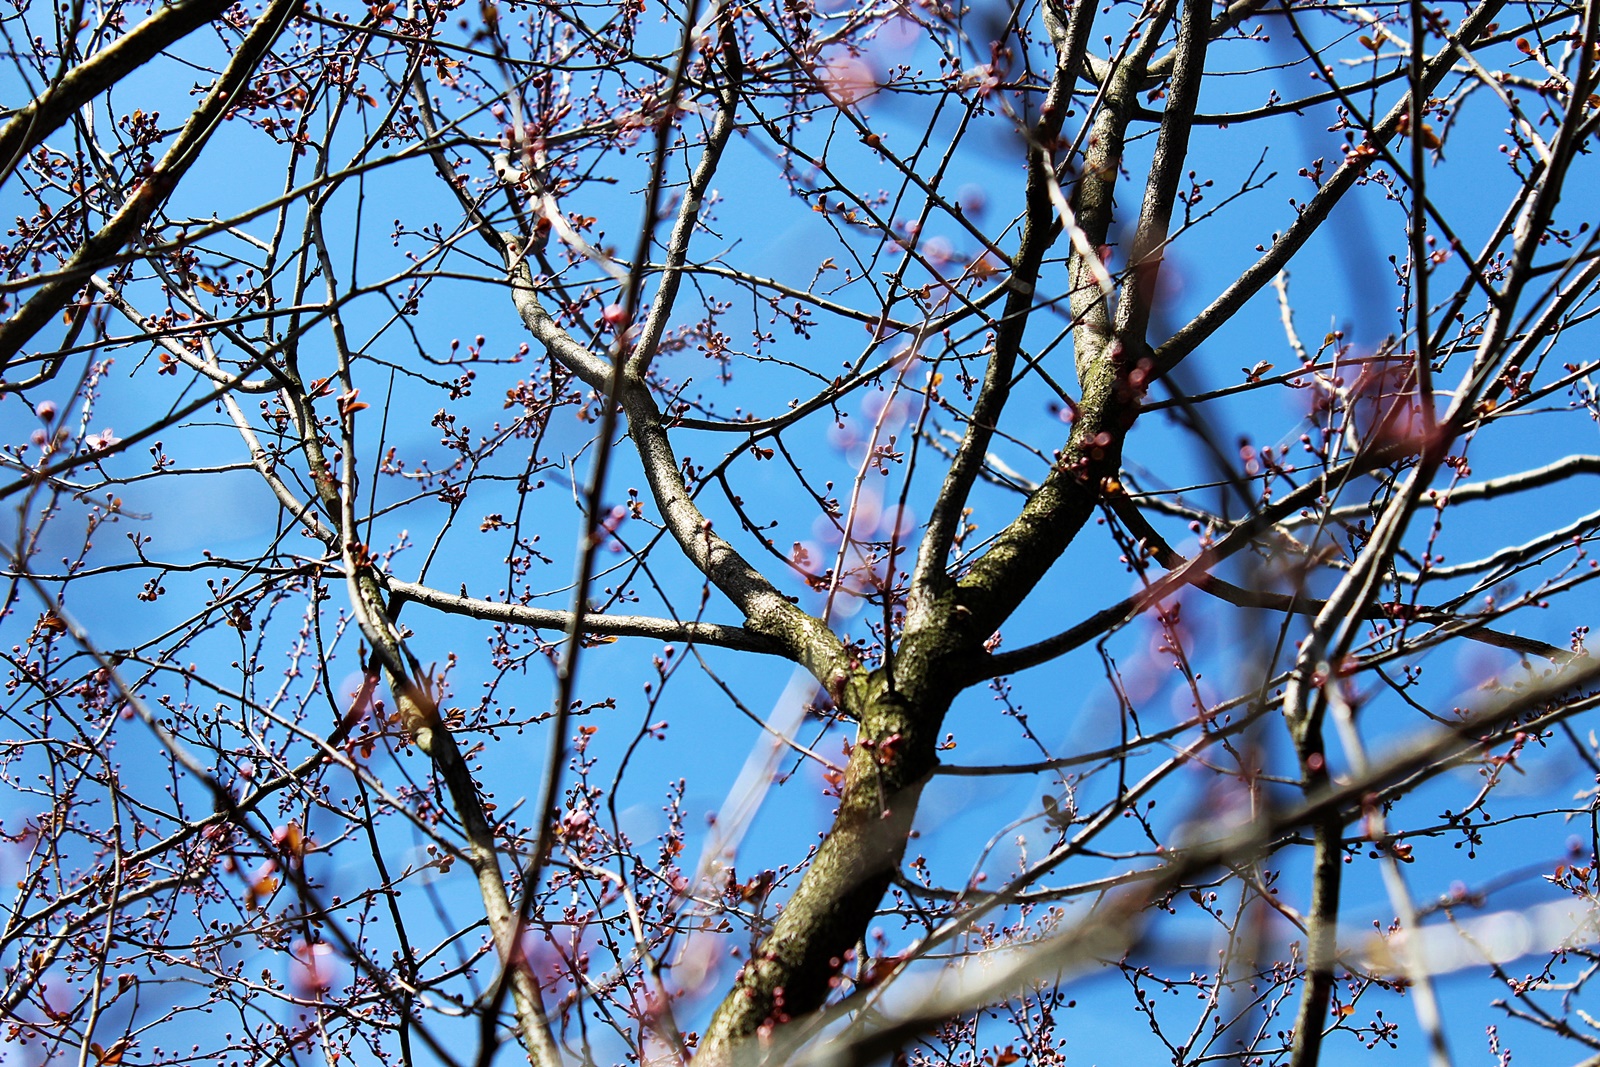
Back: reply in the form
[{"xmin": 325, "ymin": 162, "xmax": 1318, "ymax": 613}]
[
  {"xmin": 1152, "ymin": 0, "xmax": 1507, "ymax": 373},
  {"xmin": 387, "ymin": 578, "xmax": 783, "ymax": 654},
  {"xmin": 0, "ymin": 0, "xmax": 304, "ymax": 372},
  {"xmin": 0, "ymin": 0, "xmax": 235, "ymax": 183},
  {"xmin": 907, "ymin": 0, "xmax": 1102, "ymax": 625}
]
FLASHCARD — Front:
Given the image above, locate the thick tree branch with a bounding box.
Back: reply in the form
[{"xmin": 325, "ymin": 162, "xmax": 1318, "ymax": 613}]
[
  {"xmin": 0, "ymin": 0, "xmax": 235, "ymax": 183},
  {"xmin": 0, "ymin": 0, "xmax": 303, "ymax": 372},
  {"xmin": 908, "ymin": 0, "xmax": 1101, "ymax": 622},
  {"xmin": 1152, "ymin": 0, "xmax": 1507, "ymax": 373},
  {"xmin": 628, "ymin": 39, "xmax": 741, "ymax": 380},
  {"xmin": 930, "ymin": 0, "xmax": 1201, "ymax": 644},
  {"xmin": 506, "ymin": 248, "xmax": 855, "ymax": 691},
  {"xmin": 1114, "ymin": 0, "xmax": 1211, "ymax": 349},
  {"xmin": 695, "ymin": 3, "xmax": 1138, "ymax": 1060}
]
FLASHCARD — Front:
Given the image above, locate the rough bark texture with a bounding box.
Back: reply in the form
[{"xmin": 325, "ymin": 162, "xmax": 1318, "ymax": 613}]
[{"xmin": 12, "ymin": 0, "xmax": 1592, "ymax": 1064}]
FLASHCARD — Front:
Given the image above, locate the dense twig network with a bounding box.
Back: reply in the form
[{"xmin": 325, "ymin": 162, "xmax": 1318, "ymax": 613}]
[{"xmin": 4, "ymin": 0, "xmax": 1600, "ymax": 1065}]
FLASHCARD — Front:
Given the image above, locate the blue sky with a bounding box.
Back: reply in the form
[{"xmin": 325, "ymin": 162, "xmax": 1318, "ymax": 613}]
[{"xmin": 5, "ymin": 1, "xmax": 1600, "ymax": 1064}]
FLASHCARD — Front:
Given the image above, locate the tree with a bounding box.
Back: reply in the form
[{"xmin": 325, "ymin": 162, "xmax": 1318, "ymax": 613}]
[{"xmin": 5, "ymin": 0, "xmax": 1600, "ymax": 1063}]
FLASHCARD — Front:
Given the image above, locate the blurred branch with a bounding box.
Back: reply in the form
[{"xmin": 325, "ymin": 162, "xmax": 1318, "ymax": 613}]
[
  {"xmin": 793, "ymin": 653, "xmax": 1600, "ymax": 1067},
  {"xmin": 1112, "ymin": 494, "xmax": 1573, "ymax": 662},
  {"xmin": 1153, "ymin": 0, "xmax": 1506, "ymax": 373}
]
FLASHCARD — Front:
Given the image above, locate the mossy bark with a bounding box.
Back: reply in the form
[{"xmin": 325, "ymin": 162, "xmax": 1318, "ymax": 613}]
[{"xmin": 696, "ymin": 665, "xmax": 955, "ymax": 1063}]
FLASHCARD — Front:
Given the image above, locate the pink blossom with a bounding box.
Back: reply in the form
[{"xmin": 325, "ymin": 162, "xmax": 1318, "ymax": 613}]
[
  {"xmin": 819, "ymin": 54, "xmax": 877, "ymax": 106},
  {"xmin": 84, "ymin": 428, "xmax": 120, "ymax": 452}
]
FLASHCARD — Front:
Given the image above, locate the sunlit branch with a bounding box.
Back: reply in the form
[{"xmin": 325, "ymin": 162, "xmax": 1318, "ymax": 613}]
[{"xmin": 387, "ymin": 579, "xmax": 781, "ymax": 653}]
